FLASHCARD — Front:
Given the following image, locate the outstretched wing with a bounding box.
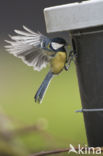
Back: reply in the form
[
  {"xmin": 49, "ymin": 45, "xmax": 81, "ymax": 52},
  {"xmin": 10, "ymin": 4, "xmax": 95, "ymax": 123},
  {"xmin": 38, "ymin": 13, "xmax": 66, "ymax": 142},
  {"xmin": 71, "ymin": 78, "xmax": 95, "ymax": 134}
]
[{"xmin": 5, "ymin": 26, "xmax": 54, "ymax": 71}]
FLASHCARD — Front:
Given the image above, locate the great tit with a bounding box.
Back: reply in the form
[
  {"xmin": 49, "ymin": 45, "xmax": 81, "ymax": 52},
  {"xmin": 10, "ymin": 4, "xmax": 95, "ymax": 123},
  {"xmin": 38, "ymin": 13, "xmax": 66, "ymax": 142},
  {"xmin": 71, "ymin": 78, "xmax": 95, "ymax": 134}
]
[{"xmin": 5, "ymin": 26, "xmax": 72, "ymax": 103}]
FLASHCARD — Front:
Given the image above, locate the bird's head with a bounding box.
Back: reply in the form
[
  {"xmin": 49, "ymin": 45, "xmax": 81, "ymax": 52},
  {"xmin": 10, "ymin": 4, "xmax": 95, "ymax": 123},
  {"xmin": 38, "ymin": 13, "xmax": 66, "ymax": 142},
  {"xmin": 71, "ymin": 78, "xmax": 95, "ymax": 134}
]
[{"xmin": 50, "ymin": 38, "xmax": 67, "ymax": 52}]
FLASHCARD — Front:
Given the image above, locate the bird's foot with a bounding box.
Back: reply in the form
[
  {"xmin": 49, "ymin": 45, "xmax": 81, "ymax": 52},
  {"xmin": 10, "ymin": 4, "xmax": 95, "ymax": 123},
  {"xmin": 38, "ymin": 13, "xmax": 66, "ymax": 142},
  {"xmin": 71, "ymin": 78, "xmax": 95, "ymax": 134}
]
[
  {"xmin": 64, "ymin": 64, "xmax": 70, "ymax": 71},
  {"xmin": 64, "ymin": 50, "xmax": 76, "ymax": 71}
]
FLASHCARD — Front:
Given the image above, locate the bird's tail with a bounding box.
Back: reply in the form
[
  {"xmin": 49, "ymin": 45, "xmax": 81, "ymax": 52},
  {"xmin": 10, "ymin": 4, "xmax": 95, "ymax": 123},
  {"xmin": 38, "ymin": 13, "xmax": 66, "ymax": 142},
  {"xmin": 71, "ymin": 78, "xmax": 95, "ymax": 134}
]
[{"xmin": 34, "ymin": 71, "xmax": 53, "ymax": 103}]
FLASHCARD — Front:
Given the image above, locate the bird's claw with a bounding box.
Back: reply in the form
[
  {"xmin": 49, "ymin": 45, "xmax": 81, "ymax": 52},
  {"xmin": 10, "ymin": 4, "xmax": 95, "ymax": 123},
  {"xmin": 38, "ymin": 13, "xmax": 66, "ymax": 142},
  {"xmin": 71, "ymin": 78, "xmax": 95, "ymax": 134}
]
[
  {"xmin": 64, "ymin": 50, "xmax": 76, "ymax": 71},
  {"xmin": 64, "ymin": 64, "xmax": 70, "ymax": 71}
]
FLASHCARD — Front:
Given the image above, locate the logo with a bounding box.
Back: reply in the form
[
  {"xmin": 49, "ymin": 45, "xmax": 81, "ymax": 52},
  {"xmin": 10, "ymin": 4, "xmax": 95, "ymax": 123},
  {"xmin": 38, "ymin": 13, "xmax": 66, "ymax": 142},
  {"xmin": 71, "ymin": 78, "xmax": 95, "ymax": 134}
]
[{"xmin": 68, "ymin": 144, "xmax": 101, "ymax": 155}]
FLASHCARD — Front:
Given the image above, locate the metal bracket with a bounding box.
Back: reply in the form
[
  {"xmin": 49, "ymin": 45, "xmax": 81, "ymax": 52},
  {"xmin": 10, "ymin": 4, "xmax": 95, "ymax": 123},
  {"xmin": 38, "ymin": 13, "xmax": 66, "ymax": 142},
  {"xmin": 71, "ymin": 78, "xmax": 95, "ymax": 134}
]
[{"xmin": 75, "ymin": 108, "xmax": 103, "ymax": 113}]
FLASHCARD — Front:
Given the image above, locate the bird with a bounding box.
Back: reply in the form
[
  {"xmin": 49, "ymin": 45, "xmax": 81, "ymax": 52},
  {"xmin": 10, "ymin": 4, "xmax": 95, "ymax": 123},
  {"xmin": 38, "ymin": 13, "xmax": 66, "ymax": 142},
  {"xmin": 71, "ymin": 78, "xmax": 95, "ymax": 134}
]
[{"xmin": 5, "ymin": 26, "xmax": 72, "ymax": 103}]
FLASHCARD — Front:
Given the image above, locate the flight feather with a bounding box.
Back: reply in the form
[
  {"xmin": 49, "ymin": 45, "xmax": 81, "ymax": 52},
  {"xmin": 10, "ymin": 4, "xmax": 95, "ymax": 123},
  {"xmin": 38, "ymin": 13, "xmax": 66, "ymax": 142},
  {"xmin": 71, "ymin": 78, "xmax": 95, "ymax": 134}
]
[{"xmin": 5, "ymin": 26, "xmax": 53, "ymax": 71}]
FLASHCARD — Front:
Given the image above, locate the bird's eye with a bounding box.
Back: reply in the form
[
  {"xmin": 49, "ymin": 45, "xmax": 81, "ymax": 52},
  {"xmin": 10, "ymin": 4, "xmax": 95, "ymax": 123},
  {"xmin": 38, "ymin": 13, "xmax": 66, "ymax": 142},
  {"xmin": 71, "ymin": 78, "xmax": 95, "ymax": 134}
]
[{"xmin": 51, "ymin": 42, "xmax": 64, "ymax": 50}]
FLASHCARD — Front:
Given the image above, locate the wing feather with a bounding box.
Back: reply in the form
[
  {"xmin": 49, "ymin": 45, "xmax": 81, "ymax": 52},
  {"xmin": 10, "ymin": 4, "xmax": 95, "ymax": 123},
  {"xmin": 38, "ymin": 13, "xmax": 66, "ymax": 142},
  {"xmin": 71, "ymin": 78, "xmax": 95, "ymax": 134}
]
[{"xmin": 5, "ymin": 26, "xmax": 53, "ymax": 71}]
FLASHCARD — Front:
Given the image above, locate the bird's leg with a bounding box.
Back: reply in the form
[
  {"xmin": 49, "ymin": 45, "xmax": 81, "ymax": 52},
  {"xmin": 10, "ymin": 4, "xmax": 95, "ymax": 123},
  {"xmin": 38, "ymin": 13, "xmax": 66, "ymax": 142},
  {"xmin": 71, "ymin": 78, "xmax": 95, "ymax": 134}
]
[{"xmin": 64, "ymin": 50, "xmax": 76, "ymax": 71}]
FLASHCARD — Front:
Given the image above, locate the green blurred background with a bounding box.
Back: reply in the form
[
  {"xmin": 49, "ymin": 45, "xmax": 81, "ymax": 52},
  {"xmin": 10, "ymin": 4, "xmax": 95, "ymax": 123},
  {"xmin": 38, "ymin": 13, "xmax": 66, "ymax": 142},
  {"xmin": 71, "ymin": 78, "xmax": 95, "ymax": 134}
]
[
  {"xmin": 0, "ymin": 48, "xmax": 87, "ymax": 154},
  {"xmin": 0, "ymin": 0, "xmax": 88, "ymax": 155}
]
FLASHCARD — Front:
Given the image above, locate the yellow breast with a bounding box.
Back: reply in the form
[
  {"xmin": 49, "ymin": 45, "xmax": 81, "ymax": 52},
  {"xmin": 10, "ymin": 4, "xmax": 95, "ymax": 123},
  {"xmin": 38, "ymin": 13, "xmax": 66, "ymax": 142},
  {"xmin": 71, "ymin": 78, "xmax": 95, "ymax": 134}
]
[{"xmin": 50, "ymin": 52, "xmax": 66, "ymax": 74}]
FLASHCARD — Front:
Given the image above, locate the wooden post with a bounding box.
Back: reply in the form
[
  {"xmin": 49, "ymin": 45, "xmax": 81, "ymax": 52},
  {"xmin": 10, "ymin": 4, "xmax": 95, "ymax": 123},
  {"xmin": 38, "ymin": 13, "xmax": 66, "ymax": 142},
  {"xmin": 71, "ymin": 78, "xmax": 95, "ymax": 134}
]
[
  {"xmin": 72, "ymin": 26, "xmax": 103, "ymax": 146},
  {"xmin": 44, "ymin": 0, "xmax": 103, "ymax": 147}
]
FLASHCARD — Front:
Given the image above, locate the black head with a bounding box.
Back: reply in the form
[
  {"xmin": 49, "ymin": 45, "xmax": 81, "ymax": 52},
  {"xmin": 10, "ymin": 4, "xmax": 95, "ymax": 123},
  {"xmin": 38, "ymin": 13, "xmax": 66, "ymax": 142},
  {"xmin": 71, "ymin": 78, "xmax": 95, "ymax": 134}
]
[{"xmin": 50, "ymin": 37, "xmax": 67, "ymax": 52}]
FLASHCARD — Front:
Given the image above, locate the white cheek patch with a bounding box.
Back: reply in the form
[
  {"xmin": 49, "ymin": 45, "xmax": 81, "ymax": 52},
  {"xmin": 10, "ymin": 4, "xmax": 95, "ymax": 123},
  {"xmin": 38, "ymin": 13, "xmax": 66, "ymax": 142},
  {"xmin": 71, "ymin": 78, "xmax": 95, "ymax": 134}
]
[{"xmin": 51, "ymin": 42, "xmax": 64, "ymax": 50}]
